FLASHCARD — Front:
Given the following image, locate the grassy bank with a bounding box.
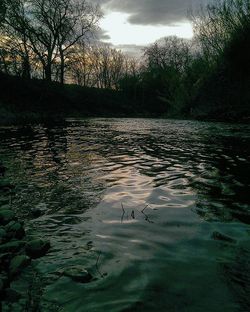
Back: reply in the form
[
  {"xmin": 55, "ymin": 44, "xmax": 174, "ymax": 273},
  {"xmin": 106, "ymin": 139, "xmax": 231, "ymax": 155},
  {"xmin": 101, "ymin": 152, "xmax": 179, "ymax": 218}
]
[
  {"xmin": 0, "ymin": 72, "xmax": 249, "ymax": 125},
  {"xmin": 0, "ymin": 73, "xmax": 167, "ymax": 125}
]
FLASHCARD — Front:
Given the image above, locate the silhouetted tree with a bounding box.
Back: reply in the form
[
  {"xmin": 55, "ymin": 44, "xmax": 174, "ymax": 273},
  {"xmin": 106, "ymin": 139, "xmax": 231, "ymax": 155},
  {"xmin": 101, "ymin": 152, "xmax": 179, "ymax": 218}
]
[
  {"xmin": 142, "ymin": 36, "xmax": 193, "ymax": 115},
  {"xmin": 56, "ymin": 0, "xmax": 101, "ymax": 84},
  {"xmin": 1, "ymin": 0, "xmax": 101, "ymax": 82},
  {"xmin": 191, "ymin": 0, "xmax": 250, "ymax": 119}
]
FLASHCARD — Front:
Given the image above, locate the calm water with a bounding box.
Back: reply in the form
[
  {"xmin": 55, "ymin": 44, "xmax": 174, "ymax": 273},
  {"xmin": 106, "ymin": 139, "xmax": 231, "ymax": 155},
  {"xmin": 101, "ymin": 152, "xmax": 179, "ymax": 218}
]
[{"xmin": 0, "ymin": 118, "xmax": 250, "ymax": 312}]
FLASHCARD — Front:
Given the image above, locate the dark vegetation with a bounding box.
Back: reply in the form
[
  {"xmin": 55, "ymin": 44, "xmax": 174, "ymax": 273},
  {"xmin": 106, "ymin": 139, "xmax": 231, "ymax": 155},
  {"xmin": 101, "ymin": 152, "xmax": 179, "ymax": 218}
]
[
  {"xmin": 0, "ymin": 72, "xmax": 166, "ymax": 124},
  {"xmin": 0, "ymin": 0, "xmax": 250, "ymax": 123}
]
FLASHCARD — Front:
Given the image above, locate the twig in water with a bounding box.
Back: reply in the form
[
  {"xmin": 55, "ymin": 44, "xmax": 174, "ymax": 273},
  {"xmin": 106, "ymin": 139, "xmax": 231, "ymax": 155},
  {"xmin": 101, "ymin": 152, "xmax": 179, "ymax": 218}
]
[
  {"xmin": 141, "ymin": 204, "xmax": 149, "ymax": 213},
  {"xmin": 141, "ymin": 210, "xmax": 154, "ymax": 223},
  {"xmin": 141, "ymin": 204, "xmax": 154, "ymax": 223},
  {"xmin": 96, "ymin": 252, "xmax": 105, "ymax": 278},
  {"xmin": 121, "ymin": 202, "xmax": 125, "ymax": 223}
]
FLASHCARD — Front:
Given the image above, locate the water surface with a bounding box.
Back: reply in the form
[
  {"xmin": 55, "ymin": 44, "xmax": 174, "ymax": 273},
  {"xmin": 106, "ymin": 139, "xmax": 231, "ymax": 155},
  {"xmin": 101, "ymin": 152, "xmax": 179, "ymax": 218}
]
[{"xmin": 0, "ymin": 119, "xmax": 249, "ymax": 311}]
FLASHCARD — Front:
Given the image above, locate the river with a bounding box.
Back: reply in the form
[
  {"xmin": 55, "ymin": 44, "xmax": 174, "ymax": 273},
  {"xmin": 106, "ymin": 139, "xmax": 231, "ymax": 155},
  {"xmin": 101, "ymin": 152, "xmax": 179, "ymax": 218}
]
[{"xmin": 0, "ymin": 118, "xmax": 249, "ymax": 312}]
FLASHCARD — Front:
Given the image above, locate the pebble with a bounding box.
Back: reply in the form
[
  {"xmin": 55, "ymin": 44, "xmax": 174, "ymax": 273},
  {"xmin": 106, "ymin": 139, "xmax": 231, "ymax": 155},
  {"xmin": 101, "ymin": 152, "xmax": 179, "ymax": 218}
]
[
  {"xmin": 212, "ymin": 231, "xmax": 237, "ymax": 243},
  {"xmin": 63, "ymin": 266, "xmax": 93, "ymax": 283}
]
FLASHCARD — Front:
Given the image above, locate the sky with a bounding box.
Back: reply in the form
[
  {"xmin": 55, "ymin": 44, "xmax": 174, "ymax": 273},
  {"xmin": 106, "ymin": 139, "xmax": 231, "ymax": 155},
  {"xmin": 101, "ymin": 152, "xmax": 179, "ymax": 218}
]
[{"xmin": 93, "ymin": 0, "xmax": 209, "ymax": 55}]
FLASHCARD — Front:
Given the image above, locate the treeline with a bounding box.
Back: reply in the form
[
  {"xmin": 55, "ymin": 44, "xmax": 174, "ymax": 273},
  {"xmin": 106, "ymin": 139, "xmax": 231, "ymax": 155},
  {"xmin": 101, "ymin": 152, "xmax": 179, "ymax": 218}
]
[
  {"xmin": 0, "ymin": 0, "xmax": 250, "ymax": 121},
  {"xmin": 191, "ymin": 0, "xmax": 250, "ymax": 120},
  {"xmin": 120, "ymin": 0, "xmax": 250, "ymax": 120}
]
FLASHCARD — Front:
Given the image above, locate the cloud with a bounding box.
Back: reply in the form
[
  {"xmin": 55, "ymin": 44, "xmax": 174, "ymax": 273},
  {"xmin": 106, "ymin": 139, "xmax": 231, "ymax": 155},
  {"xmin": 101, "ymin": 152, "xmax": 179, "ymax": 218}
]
[
  {"xmin": 94, "ymin": 0, "xmax": 210, "ymax": 26},
  {"xmin": 115, "ymin": 44, "xmax": 145, "ymax": 57},
  {"xmin": 95, "ymin": 28, "xmax": 111, "ymax": 41}
]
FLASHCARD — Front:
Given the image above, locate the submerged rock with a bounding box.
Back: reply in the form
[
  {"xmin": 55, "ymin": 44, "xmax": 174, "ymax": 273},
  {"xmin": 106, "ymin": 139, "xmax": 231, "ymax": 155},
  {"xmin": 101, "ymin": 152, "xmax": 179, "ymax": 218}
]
[
  {"xmin": 63, "ymin": 266, "xmax": 93, "ymax": 283},
  {"xmin": 25, "ymin": 239, "xmax": 50, "ymax": 259},
  {"xmin": 30, "ymin": 208, "xmax": 43, "ymax": 218},
  {"xmin": 9, "ymin": 255, "xmax": 31, "ymax": 278},
  {"xmin": 212, "ymin": 231, "xmax": 237, "ymax": 243}
]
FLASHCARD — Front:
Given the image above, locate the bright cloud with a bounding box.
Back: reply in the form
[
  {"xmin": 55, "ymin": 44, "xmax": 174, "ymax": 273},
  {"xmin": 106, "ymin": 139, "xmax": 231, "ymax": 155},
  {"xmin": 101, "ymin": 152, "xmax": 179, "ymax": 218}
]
[{"xmin": 100, "ymin": 12, "xmax": 193, "ymax": 46}]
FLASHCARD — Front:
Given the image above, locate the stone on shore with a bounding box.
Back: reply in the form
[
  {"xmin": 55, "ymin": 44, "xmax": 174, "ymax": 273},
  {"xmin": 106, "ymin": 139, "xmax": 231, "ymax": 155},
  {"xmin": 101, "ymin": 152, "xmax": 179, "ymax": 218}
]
[
  {"xmin": 5, "ymin": 221, "xmax": 25, "ymax": 239},
  {"xmin": 9, "ymin": 255, "xmax": 31, "ymax": 278},
  {"xmin": 0, "ymin": 273, "xmax": 9, "ymax": 292},
  {"xmin": 0, "ymin": 226, "xmax": 7, "ymax": 243},
  {"xmin": 0, "ymin": 240, "xmax": 25, "ymax": 253},
  {"xmin": 25, "ymin": 239, "xmax": 50, "ymax": 259},
  {"xmin": 5, "ymin": 288, "xmax": 22, "ymax": 302},
  {"xmin": 0, "ymin": 210, "xmax": 15, "ymax": 225}
]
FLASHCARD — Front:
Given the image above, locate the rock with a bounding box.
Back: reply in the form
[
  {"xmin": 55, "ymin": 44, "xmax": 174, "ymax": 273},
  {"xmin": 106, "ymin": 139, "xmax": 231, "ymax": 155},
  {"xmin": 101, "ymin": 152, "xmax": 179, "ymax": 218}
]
[
  {"xmin": 0, "ymin": 226, "xmax": 7, "ymax": 243},
  {"xmin": 5, "ymin": 221, "xmax": 25, "ymax": 239},
  {"xmin": 9, "ymin": 255, "xmax": 31, "ymax": 278},
  {"xmin": 0, "ymin": 164, "xmax": 6, "ymax": 177},
  {"xmin": 0, "ymin": 180, "xmax": 15, "ymax": 192},
  {"xmin": 0, "ymin": 204, "xmax": 10, "ymax": 211},
  {"xmin": 30, "ymin": 208, "xmax": 43, "ymax": 218},
  {"xmin": 0, "ymin": 273, "xmax": 9, "ymax": 292},
  {"xmin": 0, "ymin": 240, "xmax": 25, "ymax": 253},
  {"xmin": 0, "ymin": 278, "xmax": 4, "ymax": 293},
  {"xmin": 63, "ymin": 266, "xmax": 93, "ymax": 283},
  {"xmin": 5, "ymin": 288, "xmax": 22, "ymax": 302},
  {"xmin": 212, "ymin": 231, "xmax": 236, "ymax": 243},
  {"xmin": 0, "ymin": 209, "xmax": 15, "ymax": 225},
  {"xmin": 0, "ymin": 253, "xmax": 12, "ymax": 269},
  {"xmin": 25, "ymin": 239, "xmax": 50, "ymax": 259}
]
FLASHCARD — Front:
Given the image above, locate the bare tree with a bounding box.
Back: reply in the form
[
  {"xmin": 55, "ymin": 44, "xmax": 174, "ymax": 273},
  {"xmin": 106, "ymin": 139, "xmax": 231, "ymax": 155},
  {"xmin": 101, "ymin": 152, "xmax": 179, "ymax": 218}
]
[
  {"xmin": 91, "ymin": 44, "xmax": 127, "ymax": 89},
  {"xmin": 56, "ymin": 0, "xmax": 102, "ymax": 84},
  {"xmin": 70, "ymin": 42, "xmax": 97, "ymax": 87},
  {"xmin": 144, "ymin": 36, "xmax": 192, "ymax": 73},
  {"xmin": 2, "ymin": 0, "xmax": 101, "ymax": 82},
  {"xmin": 1, "ymin": 0, "xmax": 33, "ymax": 78},
  {"xmin": 192, "ymin": 0, "xmax": 250, "ymax": 61}
]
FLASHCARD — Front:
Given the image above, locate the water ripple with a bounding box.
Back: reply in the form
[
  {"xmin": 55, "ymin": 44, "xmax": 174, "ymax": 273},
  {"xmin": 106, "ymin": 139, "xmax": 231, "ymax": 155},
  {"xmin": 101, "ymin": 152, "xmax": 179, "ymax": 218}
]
[{"xmin": 0, "ymin": 118, "xmax": 249, "ymax": 311}]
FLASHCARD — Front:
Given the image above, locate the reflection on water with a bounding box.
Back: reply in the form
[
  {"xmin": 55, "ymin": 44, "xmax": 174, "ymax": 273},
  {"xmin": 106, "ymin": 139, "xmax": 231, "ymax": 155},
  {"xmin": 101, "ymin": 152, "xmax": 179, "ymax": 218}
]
[{"xmin": 0, "ymin": 119, "xmax": 249, "ymax": 311}]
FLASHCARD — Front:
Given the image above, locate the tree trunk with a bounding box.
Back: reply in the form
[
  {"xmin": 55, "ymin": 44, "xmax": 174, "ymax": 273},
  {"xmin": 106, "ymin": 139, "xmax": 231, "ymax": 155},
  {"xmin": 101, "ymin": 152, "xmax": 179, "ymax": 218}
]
[
  {"xmin": 59, "ymin": 48, "xmax": 65, "ymax": 84},
  {"xmin": 22, "ymin": 33, "xmax": 31, "ymax": 79},
  {"xmin": 44, "ymin": 64, "xmax": 52, "ymax": 82},
  {"xmin": 22, "ymin": 56, "xmax": 31, "ymax": 79}
]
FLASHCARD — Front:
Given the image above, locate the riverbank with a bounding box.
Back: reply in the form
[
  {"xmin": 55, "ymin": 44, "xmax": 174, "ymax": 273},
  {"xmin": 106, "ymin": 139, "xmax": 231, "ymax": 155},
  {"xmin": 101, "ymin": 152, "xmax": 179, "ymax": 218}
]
[
  {"xmin": 0, "ymin": 73, "xmax": 165, "ymax": 125},
  {"xmin": 0, "ymin": 72, "xmax": 249, "ymax": 125},
  {"xmin": 0, "ymin": 168, "xmax": 51, "ymax": 311}
]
